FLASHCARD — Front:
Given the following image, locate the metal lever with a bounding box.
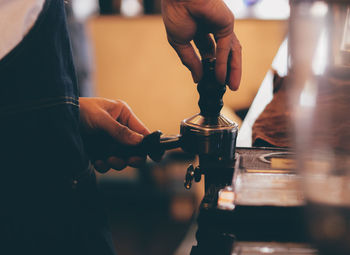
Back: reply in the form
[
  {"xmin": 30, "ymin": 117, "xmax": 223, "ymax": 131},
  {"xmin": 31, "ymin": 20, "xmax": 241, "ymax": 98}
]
[{"xmin": 184, "ymin": 164, "xmax": 202, "ymax": 189}]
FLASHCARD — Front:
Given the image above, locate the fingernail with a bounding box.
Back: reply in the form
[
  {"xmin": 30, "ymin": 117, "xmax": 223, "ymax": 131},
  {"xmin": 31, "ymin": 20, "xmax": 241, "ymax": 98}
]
[
  {"xmin": 229, "ymin": 78, "xmax": 240, "ymax": 91},
  {"xmin": 230, "ymin": 85, "xmax": 238, "ymax": 91},
  {"xmin": 191, "ymin": 72, "xmax": 199, "ymax": 83}
]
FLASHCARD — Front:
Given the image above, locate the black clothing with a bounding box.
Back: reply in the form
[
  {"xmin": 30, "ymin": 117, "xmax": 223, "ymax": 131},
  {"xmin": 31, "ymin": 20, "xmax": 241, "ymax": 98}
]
[{"xmin": 0, "ymin": 1, "xmax": 115, "ymax": 254}]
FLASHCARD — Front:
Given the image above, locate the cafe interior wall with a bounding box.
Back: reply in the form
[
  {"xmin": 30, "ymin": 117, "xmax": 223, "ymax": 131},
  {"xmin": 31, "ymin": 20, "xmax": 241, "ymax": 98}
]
[{"xmin": 87, "ymin": 16, "xmax": 287, "ymax": 135}]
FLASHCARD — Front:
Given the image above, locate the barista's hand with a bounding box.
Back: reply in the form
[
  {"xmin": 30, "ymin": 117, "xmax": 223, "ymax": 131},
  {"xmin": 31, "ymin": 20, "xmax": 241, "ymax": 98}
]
[
  {"xmin": 162, "ymin": 0, "xmax": 242, "ymax": 90},
  {"xmin": 79, "ymin": 97, "xmax": 150, "ymax": 172}
]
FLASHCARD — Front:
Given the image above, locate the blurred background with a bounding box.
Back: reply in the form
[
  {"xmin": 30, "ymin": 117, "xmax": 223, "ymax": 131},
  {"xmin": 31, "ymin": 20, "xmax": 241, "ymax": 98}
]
[{"xmin": 66, "ymin": 0, "xmax": 288, "ymax": 254}]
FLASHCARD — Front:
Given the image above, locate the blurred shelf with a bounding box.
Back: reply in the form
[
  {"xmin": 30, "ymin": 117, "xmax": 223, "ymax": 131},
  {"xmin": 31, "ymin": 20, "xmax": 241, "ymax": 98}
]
[{"xmin": 225, "ymin": 0, "xmax": 290, "ymax": 20}]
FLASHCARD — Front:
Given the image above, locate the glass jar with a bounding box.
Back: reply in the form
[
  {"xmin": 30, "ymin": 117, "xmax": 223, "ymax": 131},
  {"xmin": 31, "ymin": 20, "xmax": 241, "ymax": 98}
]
[{"xmin": 289, "ymin": 0, "xmax": 350, "ymax": 254}]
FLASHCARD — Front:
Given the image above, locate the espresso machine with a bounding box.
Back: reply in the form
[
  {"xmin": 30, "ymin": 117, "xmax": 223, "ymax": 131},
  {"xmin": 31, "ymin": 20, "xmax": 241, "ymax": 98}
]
[
  {"xmin": 145, "ymin": 58, "xmax": 241, "ymax": 253},
  {"xmin": 85, "ymin": 56, "xmax": 311, "ymax": 254},
  {"xmin": 137, "ymin": 58, "xmax": 308, "ymax": 254}
]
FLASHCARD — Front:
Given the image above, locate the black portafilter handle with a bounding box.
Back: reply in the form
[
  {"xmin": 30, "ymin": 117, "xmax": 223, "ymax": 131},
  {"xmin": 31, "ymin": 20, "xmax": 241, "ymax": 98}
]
[
  {"xmin": 197, "ymin": 58, "xmax": 226, "ymax": 119},
  {"xmin": 83, "ymin": 130, "xmax": 182, "ymax": 165}
]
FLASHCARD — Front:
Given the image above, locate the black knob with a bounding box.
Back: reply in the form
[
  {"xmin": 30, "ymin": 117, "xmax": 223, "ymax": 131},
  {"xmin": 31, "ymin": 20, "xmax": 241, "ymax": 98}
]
[
  {"xmin": 197, "ymin": 58, "xmax": 226, "ymax": 119},
  {"xmin": 185, "ymin": 164, "xmax": 195, "ymax": 189},
  {"xmin": 184, "ymin": 164, "xmax": 202, "ymax": 190}
]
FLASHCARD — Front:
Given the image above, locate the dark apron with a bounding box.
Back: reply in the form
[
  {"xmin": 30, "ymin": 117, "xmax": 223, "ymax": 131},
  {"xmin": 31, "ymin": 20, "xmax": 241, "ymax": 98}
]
[{"xmin": 0, "ymin": 1, "xmax": 116, "ymax": 254}]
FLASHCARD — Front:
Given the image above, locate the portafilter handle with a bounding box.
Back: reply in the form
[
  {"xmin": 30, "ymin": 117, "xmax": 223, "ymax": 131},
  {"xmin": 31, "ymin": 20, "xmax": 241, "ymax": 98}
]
[
  {"xmin": 83, "ymin": 130, "xmax": 182, "ymax": 165},
  {"xmin": 141, "ymin": 131, "xmax": 182, "ymax": 162}
]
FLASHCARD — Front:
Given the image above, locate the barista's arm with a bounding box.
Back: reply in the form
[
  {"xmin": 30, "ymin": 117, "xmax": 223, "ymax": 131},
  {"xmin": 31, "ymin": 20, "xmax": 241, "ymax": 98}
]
[
  {"xmin": 161, "ymin": 0, "xmax": 242, "ymax": 90},
  {"xmin": 79, "ymin": 97, "xmax": 150, "ymax": 172}
]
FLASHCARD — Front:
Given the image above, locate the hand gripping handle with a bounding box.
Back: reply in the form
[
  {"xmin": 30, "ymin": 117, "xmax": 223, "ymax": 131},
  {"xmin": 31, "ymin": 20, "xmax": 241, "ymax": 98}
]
[{"xmin": 83, "ymin": 131, "xmax": 182, "ymax": 163}]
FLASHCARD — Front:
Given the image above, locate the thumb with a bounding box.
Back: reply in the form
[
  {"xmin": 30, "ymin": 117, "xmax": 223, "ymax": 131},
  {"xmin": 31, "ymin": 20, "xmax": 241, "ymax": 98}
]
[{"xmin": 102, "ymin": 114, "xmax": 144, "ymax": 146}]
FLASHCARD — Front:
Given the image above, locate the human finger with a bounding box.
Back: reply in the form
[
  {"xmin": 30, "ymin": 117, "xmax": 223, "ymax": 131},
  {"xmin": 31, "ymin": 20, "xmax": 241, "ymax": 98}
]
[
  {"xmin": 107, "ymin": 156, "xmax": 127, "ymax": 171},
  {"xmin": 215, "ymin": 34, "xmax": 233, "ymax": 85},
  {"xmin": 116, "ymin": 101, "xmax": 150, "ymax": 136},
  {"xmin": 194, "ymin": 32, "xmax": 216, "ymax": 60},
  {"xmin": 94, "ymin": 160, "xmax": 110, "ymax": 173},
  {"xmin": 102, "ymin": 113, "xmax": 144, "ymax": 146},
  {"xmin": 226, "ymin": 33, "xmax": 242, "ymax": 90},
  {"xmin": 168, "ymin": 36, "xmax": 203, "ymax": 83}
]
